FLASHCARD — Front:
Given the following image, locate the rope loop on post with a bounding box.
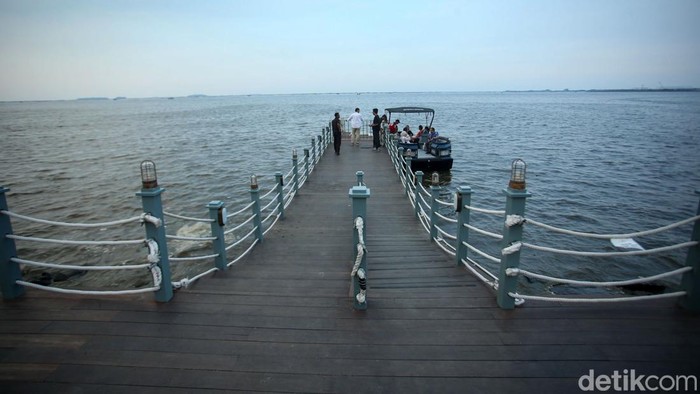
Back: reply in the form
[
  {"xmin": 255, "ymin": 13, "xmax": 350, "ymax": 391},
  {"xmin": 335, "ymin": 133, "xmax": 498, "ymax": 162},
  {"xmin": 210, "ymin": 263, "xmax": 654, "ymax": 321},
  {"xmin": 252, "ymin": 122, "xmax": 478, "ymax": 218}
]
[
  {"xmin": 505, "ymin": 214, "xmax": 525, "ymax": 227},
  {"xmin": 501, "ymin": 241, "xmax": 522, "ymax": 256}
]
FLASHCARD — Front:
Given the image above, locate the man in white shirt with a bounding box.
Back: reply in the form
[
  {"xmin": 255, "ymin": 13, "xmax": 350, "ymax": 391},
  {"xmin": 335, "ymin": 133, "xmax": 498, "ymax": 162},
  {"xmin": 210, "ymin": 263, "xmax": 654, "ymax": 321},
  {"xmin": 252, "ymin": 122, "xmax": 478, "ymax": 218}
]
[{"xmin": 347, "ymin": 108, "xmax": 364, "ymax": 146}]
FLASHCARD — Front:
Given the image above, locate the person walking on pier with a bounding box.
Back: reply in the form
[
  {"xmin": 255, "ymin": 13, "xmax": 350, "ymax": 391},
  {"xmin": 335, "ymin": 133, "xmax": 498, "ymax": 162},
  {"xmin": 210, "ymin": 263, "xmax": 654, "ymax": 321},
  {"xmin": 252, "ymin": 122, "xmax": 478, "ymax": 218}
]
[
  {"xmin": 331, "ymin": 112, "xmax": 343, "ymax": 155},
  {"xmin": 371, "ymin": 108, "xmax": 381, "ymax": 151},
  {"xmin": 347, "ymin": 108, "xmax": 363, "ymax": 146}
]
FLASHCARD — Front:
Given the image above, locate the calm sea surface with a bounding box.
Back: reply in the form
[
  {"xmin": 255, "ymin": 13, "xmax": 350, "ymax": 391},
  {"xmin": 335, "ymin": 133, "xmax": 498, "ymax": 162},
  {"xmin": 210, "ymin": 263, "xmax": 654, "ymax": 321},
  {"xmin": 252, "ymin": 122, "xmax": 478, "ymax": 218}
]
[{"xmin": 1, "ymin": 92, "xmax": 699, "ymax": 295}]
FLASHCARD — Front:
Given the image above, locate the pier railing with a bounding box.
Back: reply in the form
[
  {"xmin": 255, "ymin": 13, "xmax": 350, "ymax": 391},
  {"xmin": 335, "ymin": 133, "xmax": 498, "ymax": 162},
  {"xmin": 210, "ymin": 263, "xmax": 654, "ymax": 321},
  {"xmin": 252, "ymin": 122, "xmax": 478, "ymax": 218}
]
[
  {"xmin": 0, "ymin": 128, "xmax": 333, "ymax": 302},
  {"xmin": 384, "ymin": 133, "xmax": 700, "ymax": 311}
]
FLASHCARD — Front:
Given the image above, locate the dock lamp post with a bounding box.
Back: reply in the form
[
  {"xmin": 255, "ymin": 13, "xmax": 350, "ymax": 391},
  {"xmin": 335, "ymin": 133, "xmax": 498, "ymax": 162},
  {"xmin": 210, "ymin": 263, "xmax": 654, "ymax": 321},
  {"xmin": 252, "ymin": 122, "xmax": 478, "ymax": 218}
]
[
  {"xmin": 136, "ymin": 160, "xmax": 173, "ymax": 302},
  {"xmin": 497, "ymin": 159, "xmax": 531, "ymax": 309}
]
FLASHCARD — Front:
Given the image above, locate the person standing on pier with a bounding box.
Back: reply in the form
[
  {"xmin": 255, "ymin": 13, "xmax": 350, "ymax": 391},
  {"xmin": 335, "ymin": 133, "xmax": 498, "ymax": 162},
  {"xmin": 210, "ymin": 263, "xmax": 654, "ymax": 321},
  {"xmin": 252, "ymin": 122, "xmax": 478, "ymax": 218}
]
[
  {"xmin": 347, "ymin": 107, "xmax": 363, "ymax": 146},
  {"xmin": 371, "ymin": 108, "xmax": 382, "ymax": 151},
  {"xmin": 331, "ymin": 112, "xmax": 343, "ymax": 155}
]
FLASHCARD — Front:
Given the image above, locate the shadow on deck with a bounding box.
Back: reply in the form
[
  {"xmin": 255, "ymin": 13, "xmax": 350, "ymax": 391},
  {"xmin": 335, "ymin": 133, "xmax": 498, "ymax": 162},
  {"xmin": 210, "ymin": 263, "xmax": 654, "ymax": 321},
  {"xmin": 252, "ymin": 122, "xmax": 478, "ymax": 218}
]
[{"xmin": 1, "ymin": 139, "xmax": 699, "ymax": 393}]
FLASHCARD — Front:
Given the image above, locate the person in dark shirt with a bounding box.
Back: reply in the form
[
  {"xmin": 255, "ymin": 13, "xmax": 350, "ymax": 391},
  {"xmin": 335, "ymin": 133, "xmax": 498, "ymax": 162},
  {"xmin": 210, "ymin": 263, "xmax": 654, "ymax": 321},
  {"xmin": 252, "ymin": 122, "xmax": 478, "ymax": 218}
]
[
  {"xmin": 371, "ymin": 108, "xmax": 381, "ymax": 151},
  {"xmin": 331, "ymin": 112, "xmax": 343, "ymax": 155}
]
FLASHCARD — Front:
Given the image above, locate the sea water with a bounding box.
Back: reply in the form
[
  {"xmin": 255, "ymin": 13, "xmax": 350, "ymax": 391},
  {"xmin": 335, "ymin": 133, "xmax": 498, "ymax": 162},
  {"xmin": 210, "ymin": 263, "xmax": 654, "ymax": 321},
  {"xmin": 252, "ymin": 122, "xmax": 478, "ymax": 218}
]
[{"xmin": 1, "ymin": 92, "xmax": 699, "ymax": 295}]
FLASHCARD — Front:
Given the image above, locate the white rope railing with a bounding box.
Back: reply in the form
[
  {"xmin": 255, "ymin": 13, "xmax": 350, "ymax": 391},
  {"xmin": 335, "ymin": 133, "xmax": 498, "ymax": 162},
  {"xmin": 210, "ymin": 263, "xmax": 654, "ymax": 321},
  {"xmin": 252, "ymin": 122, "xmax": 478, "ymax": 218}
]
[
  {"xmin": 261, "ymin": 195, "xmax": 279, "ymax": 212},
  {"xmin": 11, "ymin": 257, "xmax": 151, "ymax": 271},
  {"xmin": 464, "ymin": 223, "xmax": 503, "ymax": 240},
  {"xmin": 163, "ymin": 211, "xmax": 214, "ymax": 223},
  {"xmin": 463, "ymin": 241, "xmax": 502, "ymax": 264},
  {"xmin": 263, "ymin": 214, "xmax": 281, "ymax": 236},
  {"xmin": 170, "ymin": 253, "xmax": 219, "ymax": 262},
  {"xmin": 436, "ymin": 225, "xmax": 457, "ymax": 240},
  {"xmin": 351, "ymin": 217, "xmax": 366, "ymax": 277},
  {"xmin": 464, "ymin": 204, "xmax": 505, "ymax": 216},
  {"xmin": 227, "ymin": 238, "xmax": 259, "ymax": 267},
  {"xmin": 6, "ymin": 234, "xmax": 145, "ymax": 246},
  {"xmin": 260, "ymin": 185, "xmax": 277, "ymax": 200},
  {"xmin": 435, "ymin": 198, "xmax": 453, "ymax": 207},
  {"xmin": 434, "ymin": 211, "xmax": 457, "ymax": 223},
  {"xmin": 224, "ymin": 214, "xmax": 256, "ymax": 235},
  {"xmin": 524, "ymin": 215, "xmax": 700, "ymax": 240},
  {"xmin": 227, "ymin": 201, "xmax": 255, "ymax": 218},
  {"xmin": 433, "ymin": 237, "xmax": 456, "ymax": 256},
  {"xmin": 172, "ymin": 267, "xmax": 218, "ymax": 289},
  {"xmin": 16, "ymin": 280, "xmax": 160, "ymax": 295},
  {"xmin": 507, "ymin": 266, "xmax": 692, "ymax": 287},
  {"xmin": 225, "ymin": 226, "xmax": 258, "ymax": 251},
  {"xmin": 513, "ymin": 240, "xmax": 698, "ymax": 257},
  {"xmin": 460, "ymin": 258, "xmax": 498, "ymax": 289},
  {"xmin": 166, "ymin": 234, "xmax": 217, "ymax": 241},
  {"xmin": 509, "ymin": 291, "xmax": 687, "ymax": 303},
  {"xmin": 1, "ymin": 210, "xmax": 143, "ymax": 228}
]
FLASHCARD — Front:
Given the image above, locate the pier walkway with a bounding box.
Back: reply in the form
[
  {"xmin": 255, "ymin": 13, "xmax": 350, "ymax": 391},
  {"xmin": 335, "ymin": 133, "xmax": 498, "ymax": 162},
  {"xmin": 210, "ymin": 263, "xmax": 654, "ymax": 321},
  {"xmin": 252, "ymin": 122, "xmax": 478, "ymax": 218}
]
[{"xmin": 2, "ymin": 139, "xmax": 700, "ymax": 393}]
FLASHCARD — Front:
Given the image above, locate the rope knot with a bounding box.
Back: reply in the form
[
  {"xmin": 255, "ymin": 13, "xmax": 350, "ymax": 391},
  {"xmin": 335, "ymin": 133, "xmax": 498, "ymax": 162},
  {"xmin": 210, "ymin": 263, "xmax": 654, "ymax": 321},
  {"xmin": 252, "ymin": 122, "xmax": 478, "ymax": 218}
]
[
  {"xmin": 505, "ymin": 215, "xmax": 525, "ymax": 227},
  {"xmin": 502, "ymin": 241, "xmax": 522, "ymax": 256}
]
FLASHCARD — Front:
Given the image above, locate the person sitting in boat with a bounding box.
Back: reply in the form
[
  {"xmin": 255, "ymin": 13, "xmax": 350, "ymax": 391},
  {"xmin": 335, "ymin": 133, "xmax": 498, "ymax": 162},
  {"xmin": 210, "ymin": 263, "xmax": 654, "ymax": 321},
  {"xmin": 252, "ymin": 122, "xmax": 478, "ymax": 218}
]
[
  {"xmin": 424, "ymin": 127, "xmax": 439, "ymax": 151},
  {"xmin": 400, "ymin": 126, "xmax": 412, "ymax": 143},
  {"xmin": 388, "ymin": 119, "xmax": 400, "ymax": 134},
  {"xmin": 411, "ymin": 125, "xmax": 425, "ymax": 143}
]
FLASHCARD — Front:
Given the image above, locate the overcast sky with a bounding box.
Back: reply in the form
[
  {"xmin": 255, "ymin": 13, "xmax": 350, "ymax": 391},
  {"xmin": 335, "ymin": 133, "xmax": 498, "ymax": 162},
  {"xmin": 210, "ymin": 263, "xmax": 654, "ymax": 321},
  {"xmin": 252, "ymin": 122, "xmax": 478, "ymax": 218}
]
[{"xmin": 1, "ymin": 0, "xmax": 699, "ymax": 101}]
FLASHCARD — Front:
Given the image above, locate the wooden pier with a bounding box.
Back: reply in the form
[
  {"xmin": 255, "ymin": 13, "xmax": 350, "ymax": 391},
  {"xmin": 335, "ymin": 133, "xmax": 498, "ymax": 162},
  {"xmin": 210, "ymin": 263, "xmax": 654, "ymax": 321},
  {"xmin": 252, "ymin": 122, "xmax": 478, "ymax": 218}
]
[{"xmin": 1, "ymin": 139, "xmax": 699, "ymax": 393}]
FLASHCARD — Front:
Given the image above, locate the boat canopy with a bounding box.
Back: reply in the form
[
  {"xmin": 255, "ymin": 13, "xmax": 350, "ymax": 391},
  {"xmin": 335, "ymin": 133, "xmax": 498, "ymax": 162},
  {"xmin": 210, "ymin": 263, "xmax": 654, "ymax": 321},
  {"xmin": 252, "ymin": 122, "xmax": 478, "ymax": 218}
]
[{"xmin": 384, "ymin": 107, "xmax": 435, "ymax": 128}]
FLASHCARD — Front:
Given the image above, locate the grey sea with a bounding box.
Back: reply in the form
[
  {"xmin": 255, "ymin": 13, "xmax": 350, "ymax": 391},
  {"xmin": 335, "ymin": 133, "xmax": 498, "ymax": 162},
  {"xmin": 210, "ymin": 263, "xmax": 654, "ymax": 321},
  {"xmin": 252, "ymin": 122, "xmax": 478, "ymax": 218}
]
[{"xmin": 1, "ymin": 91, "xmax": 699, "ymax": 295}]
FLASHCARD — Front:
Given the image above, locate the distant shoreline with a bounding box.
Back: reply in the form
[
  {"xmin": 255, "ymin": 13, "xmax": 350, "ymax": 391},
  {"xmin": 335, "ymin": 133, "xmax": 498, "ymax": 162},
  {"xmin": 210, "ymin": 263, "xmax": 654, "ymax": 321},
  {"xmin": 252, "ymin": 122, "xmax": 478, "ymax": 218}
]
[{"xmin": 503, "ymin": 88, "xmax": 700, "ymax": 93}]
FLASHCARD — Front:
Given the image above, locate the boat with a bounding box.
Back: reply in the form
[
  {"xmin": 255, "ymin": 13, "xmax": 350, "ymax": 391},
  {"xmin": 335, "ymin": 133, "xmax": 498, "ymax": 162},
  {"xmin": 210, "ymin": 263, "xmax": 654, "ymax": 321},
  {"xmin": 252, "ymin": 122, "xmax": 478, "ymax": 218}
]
[{"xmin": 384, "ymin": 107, "xmax": 453, "ymax": 172}]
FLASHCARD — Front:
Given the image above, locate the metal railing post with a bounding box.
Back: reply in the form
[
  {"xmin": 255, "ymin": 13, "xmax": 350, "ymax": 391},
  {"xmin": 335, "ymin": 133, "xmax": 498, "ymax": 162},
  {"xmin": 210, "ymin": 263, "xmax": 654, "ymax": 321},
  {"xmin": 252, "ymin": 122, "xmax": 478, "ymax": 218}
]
[
  {"xmin": 292, "ymin": 150, "xmax": 299, "ymax": 196},
  {"xmin": 275, "ymin": 172, "xmax": 286, "ymax": 220},
  {"xmin": 456, "ymin": 186, "xmax": 473, "ymax": 267},
  {"xmin": 680, "ymin": 190, "xmax": 700, "ymax": 312},
  {"xmin": 414, "ymin": 171, "xmax": 424, "ymax": 219},
  {"xmin": 405, "ymin": 156, "xmax": 413, "ymax": 196},
  {"xmin": 496, "ymin": 186, "xmax": 531, "ymax": 309},
  {"xmin": 249, "ymin": 175, "xmax": 264, "ymax": 243},
  {"xmin": 429, "ymin": 176, "xmax": 440, "ymax": 241},
  {"xmin": 303, "ymin": 149, "xmax": 310, "ymax": 182},
  {"xmin": 207, "ymin": 200, "xmax": 228, "ymax": 271},
  {"xmin": 311, "ymin": 137, "xmax": 317, "ymax": 165},
  {"xmin": 0, "ymin": 187, "xmax": 24, "ymax": 299},
  {"xmin": 349, "ymin": 185, "xmax": 370, "ymax": 311},
  {"xmin": 137, "ymin": 184, "xmax": 173, "ymax": 302}
]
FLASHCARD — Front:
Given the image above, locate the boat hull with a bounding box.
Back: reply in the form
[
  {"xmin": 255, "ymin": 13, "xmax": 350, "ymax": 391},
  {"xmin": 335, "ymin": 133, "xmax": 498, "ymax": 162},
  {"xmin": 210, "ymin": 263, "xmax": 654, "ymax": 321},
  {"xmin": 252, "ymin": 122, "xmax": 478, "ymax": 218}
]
[{"xmin": 409, "ymin": 157, "xmax": 453, "ymax": 172}]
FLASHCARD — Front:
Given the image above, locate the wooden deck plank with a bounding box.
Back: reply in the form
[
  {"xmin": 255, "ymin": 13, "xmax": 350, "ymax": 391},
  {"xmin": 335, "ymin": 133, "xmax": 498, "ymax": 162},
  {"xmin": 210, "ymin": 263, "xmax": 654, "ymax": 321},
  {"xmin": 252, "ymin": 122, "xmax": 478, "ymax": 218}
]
[{"xmin": 1, "ymin": 140, "xmax": 699, "ymax": 393}]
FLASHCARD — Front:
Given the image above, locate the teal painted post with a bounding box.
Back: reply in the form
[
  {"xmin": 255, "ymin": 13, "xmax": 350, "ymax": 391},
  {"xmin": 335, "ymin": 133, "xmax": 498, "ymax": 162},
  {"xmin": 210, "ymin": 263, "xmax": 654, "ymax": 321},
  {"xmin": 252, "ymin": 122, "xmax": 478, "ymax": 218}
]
[
  {"xmin": 496, "ymin": 187, "xmax": 531, "ymax": 309},
  {"xmin": 429, "ymin": 179, "xmax": 440, "ymax": 241},
  {"xmin": 207, "ymin": 200, "xmax": 228, "ymax": 271},
  {"xmin": 405, "ymin": 156, "xmax": 413, "ymax": 196},
  {"xmin": 249, "ymin": 176, "xmax": 264, "ymax": 243},
  {"xmin": 292, "ymin": 150, "xmax": 299, "ymax": 196},
  {"xmin": 679, "ymin": 190, "xmax": 700, "ymax": 312},
  {"xmin": 317, "ymin": 135, "xmax": 322, "ymax": 154},
  {"xmin": 311, "ymin": 137, "xmax": 316, "ymax": 165},
  {"xmin": 303, "ymin": 149, "xmax": 310, "ymax": 181},
  {"xmin": 455, "ymin": 186, "xmax": 473, "ymax": 267},
  {"xmin": 0, "ymin": 187, "xmax": 24, "ymax": 300},
  {"xmin": 356, "ymin": 171, "xmax": 364, "ymax": 186},
  {"xmin": 275, "ymin": 172, "xmax": 286, "ymax": 220},
  {"xmin": 349, "ymin": 185, "xmax": 370, "ymax": 310},
  {"xmin": 137, "ymin": 186, "xmax": 173, "ymax": 302},
  {"xmin": 414, "ymin": 171, "xmax": 424, "ymax": 219}
]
